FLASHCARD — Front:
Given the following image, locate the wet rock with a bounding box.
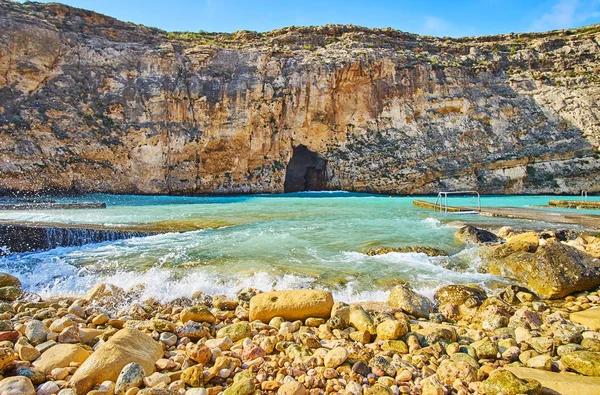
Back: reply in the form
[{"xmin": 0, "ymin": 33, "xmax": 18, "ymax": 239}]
[
  {"xmin": 115, "ymin": 362, "xmax": 145, "ymax": 395},
  {"xmin": 249, "ymin": 290, "xmax": 333, "ymax": 322},
  {"xmin": 387, "ymin": 285, "xmax": 432, "ymax": 318},
  {"xmin": 482, "ymin": 369, "xmax": 542, "ymax": 395},
  {"xmin": 0, "ymin": 286, "xmax": 22, "ymax": 301},
  {"xmin": 0, "ymin": 272, "xmax": 20, "ymax": 288},
  {"xmin": 216, "ymin": 322, "xmax": 251, "ymax": 342},
  {"xmin": 180, "ymin": 305, "xmax": 216, "ymax": 324},
  {"xmin": 33, "ymin": 343, "xmax": 90, "ymax": 373},
  {"xmin": 562, "ymin": 350, "xmax": 600, "ymax": 376},
  {"xmin": 0, "ymin": 376, "xmax": 35, "ymax": 395},
  {"xmin": 70, "ymin": 328, "xmax": 163, "ymax": 394},
  {"xmin": 455, "ymin": 225, "xmax": 499, "ymax": 244}
]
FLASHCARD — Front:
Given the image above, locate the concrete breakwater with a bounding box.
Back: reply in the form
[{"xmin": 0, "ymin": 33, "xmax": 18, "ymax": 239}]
[
  {"xmin": 0, "ymin": 224, "xmax": 149, "ymax": 254},
  {"xmin": 549, "ymin": 200, "xmax": 600, "ymax": 210}
]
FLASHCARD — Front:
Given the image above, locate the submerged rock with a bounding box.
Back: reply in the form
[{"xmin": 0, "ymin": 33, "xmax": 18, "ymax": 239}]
[{"xmin": 365, "ymin": 246, "xmax": 447, "ymax": 256}]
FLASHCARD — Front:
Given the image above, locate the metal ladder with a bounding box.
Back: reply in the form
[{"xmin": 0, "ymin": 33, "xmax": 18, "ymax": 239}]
[{"xmin": 434, "ymin": 191, "xmax": 481, "ymax": 213}]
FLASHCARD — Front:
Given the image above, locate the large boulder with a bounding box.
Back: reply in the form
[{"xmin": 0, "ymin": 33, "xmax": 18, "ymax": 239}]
[
  {"xmin": 32, "ymin": 344, "xmax": 91, "ymax": 374},
  {"xmin": 249, "ymin": 290, "xmax": 334, "ymax": 322},
  {"xmin": 485, "ymin": 240, "xmax": 600, "ymax": 299},
  {"xmin": 70, "ymin": 328, "xmax": 163, "ymax": 394},
  {"xmin": 387, "ymin": 285, "xmax": 432, "ymax": 319},
  {"xmin": 455, "ymin": 225, "xmax": 499, "ymax": 244},
  {"xmin": 506, "ymin": 366, "xmax": 600, "ymax": 395}
]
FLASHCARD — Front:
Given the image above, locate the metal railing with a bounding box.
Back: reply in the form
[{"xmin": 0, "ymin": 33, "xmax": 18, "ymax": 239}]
[{"xmin": 434, "ymin": 191, "xmax": 481, "ymax": 213}]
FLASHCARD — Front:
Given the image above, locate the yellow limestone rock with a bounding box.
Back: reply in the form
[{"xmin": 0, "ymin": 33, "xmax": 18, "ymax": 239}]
[
  {"xmin": 570, "ymin": 308, "xmax": 600, "ymax": 331},
  {"xmin": 32, "ymin": 344, "xmax": 91, "ymax": 374},
  {"xmin": 506, "ymin": 366, "xmax": 600, "ymax": 395},
  {"xmin": 249, "ymin": 290, "xmax": 334, "ymax": 322},
  {"xmin": 70, "ymin": 328, "xmax": 163, "ymax": 394}
]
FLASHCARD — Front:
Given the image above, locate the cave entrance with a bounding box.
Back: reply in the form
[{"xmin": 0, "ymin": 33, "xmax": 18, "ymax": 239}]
[{"xmin": 283, "ymin": 145, "xmax": 328, "ymax": 192}]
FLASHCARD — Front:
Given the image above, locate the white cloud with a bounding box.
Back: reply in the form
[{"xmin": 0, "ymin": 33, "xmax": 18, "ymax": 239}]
[{"xmin": 531, "ymin": 0, "xmax": 600, "ymax": 31}]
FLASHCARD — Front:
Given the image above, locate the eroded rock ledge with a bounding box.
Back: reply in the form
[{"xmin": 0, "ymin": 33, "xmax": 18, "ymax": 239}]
[{"xmin": 1, "ymin": 2, "xmax": 600, "ymax": 195}]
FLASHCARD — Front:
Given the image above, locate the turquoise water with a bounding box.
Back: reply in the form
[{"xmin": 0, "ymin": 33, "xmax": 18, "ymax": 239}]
[{"xmin": 0, "ymin": 192, "xmax": 596, "ymax": 303}]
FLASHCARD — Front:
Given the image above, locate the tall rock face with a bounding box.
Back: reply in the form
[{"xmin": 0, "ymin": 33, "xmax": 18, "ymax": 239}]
[{"xmin": 0, "ymin": 1, "xmax": 599, "ymax": 195}]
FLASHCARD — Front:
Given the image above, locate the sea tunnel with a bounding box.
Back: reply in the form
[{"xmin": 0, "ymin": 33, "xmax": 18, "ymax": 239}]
[{"xmin": 283, "ymin": 145, "xmax": 328, "ymax": 192}]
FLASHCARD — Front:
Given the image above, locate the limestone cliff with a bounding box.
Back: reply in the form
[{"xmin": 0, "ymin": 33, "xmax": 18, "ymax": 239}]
[{"xmin": 1, "ymin": 1, "xmax": 599, "ymax": 195}]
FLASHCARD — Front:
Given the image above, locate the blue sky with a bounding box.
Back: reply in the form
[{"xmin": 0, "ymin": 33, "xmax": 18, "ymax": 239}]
[{"xmin": 17, "ymin": 0, "xmax": 600, "ymax": 37}]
